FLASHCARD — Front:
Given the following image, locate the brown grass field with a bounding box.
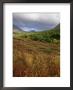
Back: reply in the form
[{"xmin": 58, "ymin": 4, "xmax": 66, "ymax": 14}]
[{"xmin": 13, "ymin": 33, "xmax": 60, "ymax": 77}]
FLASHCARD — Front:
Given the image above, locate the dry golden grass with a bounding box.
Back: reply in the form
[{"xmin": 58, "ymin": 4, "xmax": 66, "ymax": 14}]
[{"xmin": 13, "ymin": 38, "xmax": 60, "ymax": 77}]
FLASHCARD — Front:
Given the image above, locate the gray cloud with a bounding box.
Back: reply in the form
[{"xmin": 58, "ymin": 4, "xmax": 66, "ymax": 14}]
[
  {"xmin": 13, "ymin": 13, "xmax": 60, "ymax": 25},
  {"xmin": 13, "ymin": 13, "xmax": 60, "ymax": 32}
]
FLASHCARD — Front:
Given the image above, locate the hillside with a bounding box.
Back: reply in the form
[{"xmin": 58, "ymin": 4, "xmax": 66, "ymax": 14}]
[
  {"xmin": 13, "ymin": 24, "xmax": 24, "ymax": 32},
  {"xmin": 13, "ymin": 24, "xmax": 60, "ymax": 43},
  {"xmin": 13, "ymin": 26, "xmax": 60, "ymax": 77}
]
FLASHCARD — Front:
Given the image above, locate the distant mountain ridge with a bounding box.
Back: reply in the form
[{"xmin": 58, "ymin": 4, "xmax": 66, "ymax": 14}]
[{"xmin": 13, "ymin": 23, "xmax": 60, "ymax": 32}]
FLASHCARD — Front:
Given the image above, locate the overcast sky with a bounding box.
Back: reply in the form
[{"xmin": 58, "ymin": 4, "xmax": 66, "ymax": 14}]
[{"xmin": 13, "ymin": 13, "xmax": 60, "ymax": 32}]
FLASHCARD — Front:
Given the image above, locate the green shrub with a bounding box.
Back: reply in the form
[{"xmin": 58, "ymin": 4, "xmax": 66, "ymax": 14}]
[
  {"xmin": 13, "ymin": 28, "xmax": 60, "ymax": 44},
  {"xmin": 50, "ymin": 33, "xmax": 60, "ymax": 40}
]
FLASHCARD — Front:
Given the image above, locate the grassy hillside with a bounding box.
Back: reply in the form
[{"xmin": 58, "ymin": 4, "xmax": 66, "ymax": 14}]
[
  {"xmin": 13, "ymin": 26, "xmax": 60, "ymax": 43},
  {"xmin": 13, "ymin": 27, "xmax": 60, "ymax": 77}
]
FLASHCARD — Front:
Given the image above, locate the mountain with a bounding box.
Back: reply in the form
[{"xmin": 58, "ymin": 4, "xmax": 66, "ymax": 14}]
[
  {"xmin": 54, "ymin": 24, "xmax": 60, "ymax": 30},
  {"xmin": 13, "ymin": 22, "xmax": 60, "ymax": 33},
  {"xmin": 13, "ymin": 24, "xmax": 24, "ymax": 32}
]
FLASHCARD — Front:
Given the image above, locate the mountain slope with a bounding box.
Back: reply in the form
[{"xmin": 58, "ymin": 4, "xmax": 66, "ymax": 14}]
[
  {"xmin": 13, "ymin": 24, "xmax": 24, "ymax": 32},
  {"xmin": 13, "ymin": 23, "xmax": 60, "ymax": 43},
  {"xmin": 13, "ymin": 23, "xmax": 60, "ymax": 77}
]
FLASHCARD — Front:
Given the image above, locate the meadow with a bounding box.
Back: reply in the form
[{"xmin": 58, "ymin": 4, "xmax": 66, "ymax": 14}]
[{"xmin": 13, "ymin": 25, "xmax": 60, "ymax": 77}]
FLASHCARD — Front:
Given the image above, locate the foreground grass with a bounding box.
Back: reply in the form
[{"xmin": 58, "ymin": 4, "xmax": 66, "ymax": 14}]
[{"xmin": 13, "ymin": 34, "xmax": 60, "ymax": 77}]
